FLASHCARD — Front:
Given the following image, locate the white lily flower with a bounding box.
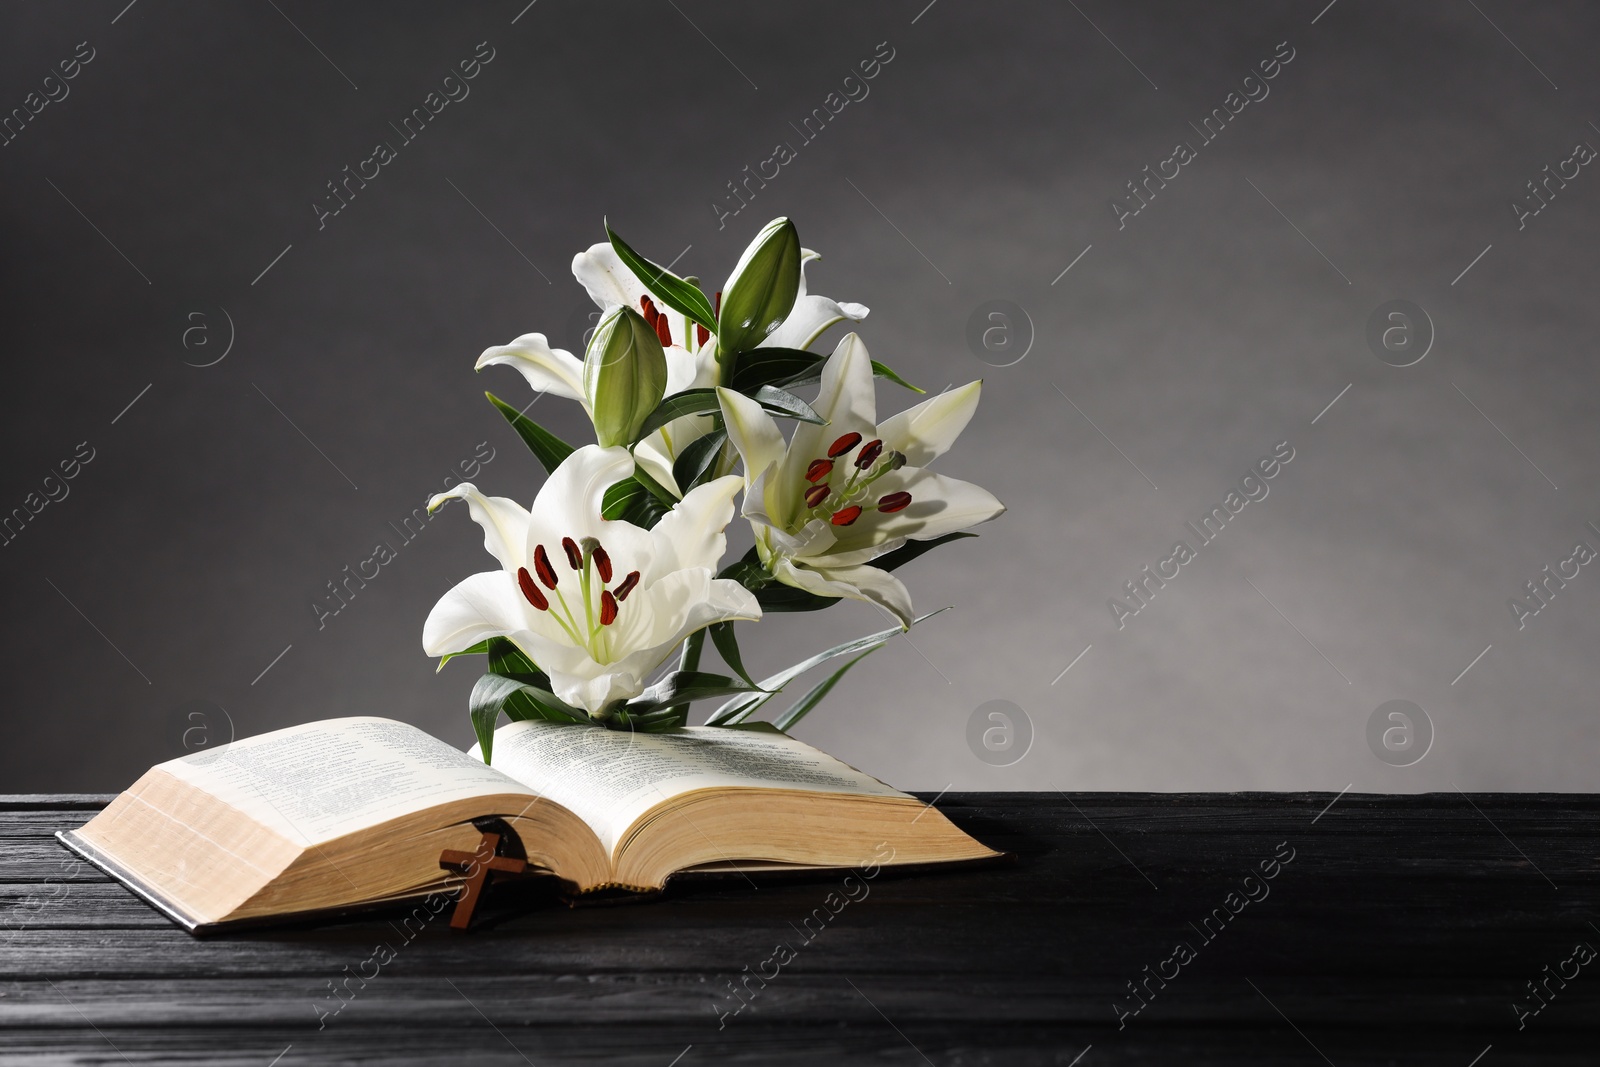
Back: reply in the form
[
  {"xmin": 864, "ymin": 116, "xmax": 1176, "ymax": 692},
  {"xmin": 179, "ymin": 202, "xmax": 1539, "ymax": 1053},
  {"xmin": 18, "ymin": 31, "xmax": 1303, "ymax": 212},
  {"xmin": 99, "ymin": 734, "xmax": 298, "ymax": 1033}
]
[
  {"xmin": 422, "ymin": 445, "xmax": 760, "ymax": 717},
  {"xmin": 716, "ymin": 334, "xmax": 1005, "ymax": 628}
]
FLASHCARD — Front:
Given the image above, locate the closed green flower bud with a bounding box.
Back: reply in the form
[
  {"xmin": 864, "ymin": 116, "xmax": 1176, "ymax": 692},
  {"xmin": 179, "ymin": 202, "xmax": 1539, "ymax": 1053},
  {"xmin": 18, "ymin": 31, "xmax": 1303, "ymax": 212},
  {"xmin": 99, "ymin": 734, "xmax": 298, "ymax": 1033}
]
[
  {"xmin": 584, "ymin": 306, "xmax": 668, "ymax": 447},
  {"xmin": 717, "ymin": 217, "xmax": 801, "ymax": 358}
]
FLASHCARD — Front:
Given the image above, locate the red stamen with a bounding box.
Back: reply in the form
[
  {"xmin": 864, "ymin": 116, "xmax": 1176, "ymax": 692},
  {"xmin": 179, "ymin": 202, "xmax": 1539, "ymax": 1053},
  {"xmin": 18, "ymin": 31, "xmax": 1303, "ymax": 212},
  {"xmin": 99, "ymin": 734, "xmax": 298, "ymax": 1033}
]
[
  {"xmin": 533, "ymin": 545, "xmax": 559, "ymax": 589},
  {"xmin": 593, "ymin": 544, "xmax": 613, "ymax": 583},
  {"xmin": 831, "ymin": 505, "xmax": 863, "ymax": 526},
  {"xmin": 640, "ymin": 295, "xmax": 658, "ymax": 325},
  {"xmin": 855, "ymin": 439, "xmax": 883, "ymax": 469},
  {"xmin": 614, "ymin": 570, "xmax": 641, "ymax": 601},
  {"xmin": 805, "ymin": 484, "xmax": 830, "ymax": 508},
  {"xmin": 562, "ymin": 537, "xmax": 582, "ymax": 570},
  {"xmin": 714, "ymin": 290, "xmax": 721, "ymax": 317},
  {"xmin": 805, "ymin": 458, "xmax": 834, "ymax": 483},
  {"xmin": 654, "ymin": 312, "xmax": 672, "ymax": 347},
  {"xmin": 877, "ymin": 491, "xmax": 912, "ymax": 513},
  {"xmin": 517, "ymin": 567, "xmax": 549, "ymax": 610},
  {"xmin": 600, "ymin": 590, "xmax": 618, "ymax": 626},
  {"xmin": 696, "ymin": 323, "xmax": 710, "ymax": 347},
  {"xmin": 827, "ymin": 432, "xmax": 862, "ymax": 458}
]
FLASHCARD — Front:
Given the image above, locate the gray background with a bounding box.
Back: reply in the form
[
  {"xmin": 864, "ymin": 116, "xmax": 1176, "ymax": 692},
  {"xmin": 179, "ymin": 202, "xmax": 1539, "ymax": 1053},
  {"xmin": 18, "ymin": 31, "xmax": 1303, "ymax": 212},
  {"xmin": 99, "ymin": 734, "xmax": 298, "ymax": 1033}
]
[{"xmin": 2, "ymin": 0, "xmax": 1596, "ymax": 794}]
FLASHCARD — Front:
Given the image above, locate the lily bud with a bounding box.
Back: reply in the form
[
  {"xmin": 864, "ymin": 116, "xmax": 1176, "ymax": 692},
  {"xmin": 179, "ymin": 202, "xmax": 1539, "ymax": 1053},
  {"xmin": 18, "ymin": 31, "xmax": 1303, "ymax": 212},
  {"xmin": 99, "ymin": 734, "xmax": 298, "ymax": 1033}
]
[
  {"xmin": 717, "ymin": 217, "xmax": 801, "ymax": 357},
  {"xmin": 583, "ymin": 306, "xmax": 668, "ymax": 446}
]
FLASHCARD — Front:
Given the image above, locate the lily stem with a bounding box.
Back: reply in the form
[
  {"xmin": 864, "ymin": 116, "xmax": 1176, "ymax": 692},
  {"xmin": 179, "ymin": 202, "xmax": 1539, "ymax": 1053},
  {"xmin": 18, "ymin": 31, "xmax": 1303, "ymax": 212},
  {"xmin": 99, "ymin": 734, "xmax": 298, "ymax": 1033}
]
[{"xmin": 661, "ymin": 628, "xmax": 706, "ymax": 728}]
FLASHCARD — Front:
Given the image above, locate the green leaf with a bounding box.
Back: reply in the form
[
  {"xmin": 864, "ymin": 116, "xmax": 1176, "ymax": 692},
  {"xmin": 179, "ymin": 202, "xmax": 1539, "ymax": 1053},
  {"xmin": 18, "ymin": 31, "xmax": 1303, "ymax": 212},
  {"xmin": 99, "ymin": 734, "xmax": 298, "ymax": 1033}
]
[
  {"xmin": 672, "ymin": 429, "xmax": 727, "ymax": 496},
  {"xmin": 486, "ymin": 392, "xmax": 575, "ymax": 475},
  {"xmin": 622, "ymin": 670, "xmax": 764, "ymax": 717},
  {"xmin": 469, "ymin": 673, "xmax": 518, "ymax": 761},
  {"xmin": 728, "ymin": 348, "xmax": 824, "ymax": 393},
  {"xmin": 708, "ymin": 621, "xmax": 756, "ymax": 686},
  {"xmin": 874, "ymin": 532, "xmax": 978, "ymax": 572},
  {"xmin": 635, "ymin": 386, "xmax": 818, "ymax": 443},
  {"xmin": 772, "ymin": 649, "xmax": 880, "ymax": 731},
  {"xmin": 468, "ymin": 673, "xmax": 588, "ymax": 762},
  {"xmin": 608, "ymin": 705, "xmax": 691, "ymax": 732},
  {"xmin": 754, "ymin": 582, "xmax": 837, "ymax": 613},
  {"xmin": 716, "ymin": 547, "xmax": 770, "ymax": 589},
  {"xmin": 485, "ymin": 637, "xmax": 540, "ymax": 679},
  {"xmin": 599, "ymin": 476, "xmax": 668, "ymax": 526},
  {"xmin": 751, "ymin": 385, "xmax": 823, "ymax": 424},
  {"xmin": 759, "ymin": 351, "xmax": 923, "ymax": 394},
  {"xmin": 633, "ymin": 389, "xmax": 720, "ymax": 442},
  {"xmin": 436, "ymin": 640, "xmax": 491, "ymax": 671},
  {"xmin": 705, "ymin": 608, "xmax": 948, "ymax": 726},
  {"xmin": 631, "ymin": 489, "xmax": 672, "ymax": 526},
  {"xmin": 649, "ymin": 627, "xmax": 708, "ymax": 728},
  {"xmin": 869, "ymin": 360, "xmax": 925, "ymax": 394},
  {"xmin": 718, "ymin": 218, "xmax": 802, "ymax": 355},
  {"xmin": 606, "ymin": 221, "xmax": 718, "ymax": 334},
  {"xmin": 602, "ymin": 477, "xmax": 650, "ymax": 520}
]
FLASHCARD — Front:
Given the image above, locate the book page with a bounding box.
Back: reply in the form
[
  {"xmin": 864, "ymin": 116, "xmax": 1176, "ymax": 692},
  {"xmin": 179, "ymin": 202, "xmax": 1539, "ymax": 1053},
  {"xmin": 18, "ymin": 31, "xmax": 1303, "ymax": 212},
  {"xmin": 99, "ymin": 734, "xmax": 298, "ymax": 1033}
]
[
  {"xmin": 158, "ymin": 717, "xmax": 533, "ymax": 845},
  {"xmin": 482, "ymin": 721, "xmax": 909, "ymax": 854}
]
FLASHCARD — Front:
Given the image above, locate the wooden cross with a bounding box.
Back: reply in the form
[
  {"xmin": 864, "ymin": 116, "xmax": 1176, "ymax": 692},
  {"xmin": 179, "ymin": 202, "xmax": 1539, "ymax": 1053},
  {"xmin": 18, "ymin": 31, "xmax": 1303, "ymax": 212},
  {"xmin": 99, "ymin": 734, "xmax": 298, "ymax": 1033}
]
[{"xmin": 438, "ymin": 831, "xmax": 528, "ymax": 931}]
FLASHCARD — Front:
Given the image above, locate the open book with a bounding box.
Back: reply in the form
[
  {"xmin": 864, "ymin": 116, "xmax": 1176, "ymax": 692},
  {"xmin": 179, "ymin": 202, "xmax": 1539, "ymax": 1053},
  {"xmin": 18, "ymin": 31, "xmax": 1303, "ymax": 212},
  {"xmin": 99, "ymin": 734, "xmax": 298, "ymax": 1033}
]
[{"xmin": 60, "ymin": 717, "xmax": 998, "ymax": 933}]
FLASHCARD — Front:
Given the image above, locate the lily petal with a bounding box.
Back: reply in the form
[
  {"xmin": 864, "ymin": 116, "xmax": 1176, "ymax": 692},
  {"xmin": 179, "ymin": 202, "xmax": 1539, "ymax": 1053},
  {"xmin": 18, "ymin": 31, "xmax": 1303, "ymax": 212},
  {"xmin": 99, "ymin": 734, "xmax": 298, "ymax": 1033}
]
[
  {"xmin": 427, "ymin": 483, "xmax": 531, "ymax": 573},
  {"xmin": 571, "ymin": 243, "xmax": 642, "ymax": 315},
  {"xmin": 622, "ymin": 568, "xmax": 762, "ymax": 655},
  {"xmin": 476, "ymin": 333, "xmax": 586, "ymax": 406},
  {"xmin": 779, "ymin": 333, "xmax": 879, "ymax": 517},
  {"xmin": 421, "ymin": 571, "xmax": 531, "ymax": 656},
  {"xmin": 528, "ymin": 628, "xmax": 654, "ymax": 712},
  {"xmin": 557, "ymin": 669, "xmax": 650, "ymax": 721},
  {"xmin": 661, "ymin": 344, "xmax": 702, "ymax": 397},
  {"xmin": 761, "ymin": 513, "xmax": 839, "ymax": 558},
  {"xmin": 816, "ymin": 536, "xmax": 909, "ymax": 568},
  {"xmin": 633, "ymin": 412, "xmax": 717, "ymax": 500},
  {"xmin": 630, "ymin": 445, "xmax": 678, "ymax": 500},
  {"xmin": 741, "ymin": 463, "xmax": 783, "ymax": 528},
  {"xmin": 586, "ymin": 568, "xmax": 761, "ymax": 712},
  {"xmin": 829, "ymin": 467, "xmax": 1006, "ymax": 552},
  {"xmin": 687, "ymin": 335, "xmax": 720, "ymax": 388},
  {"xmin": 773, "ymin": 557, "xmax": 915, "ymax": 630},
  {"xmin": 648, "ymin": 475, "xmax": 744, "ymax": 580},
  {"xmin": 716, "ymin": 387, "xmax": 786, "ymax": 488},
  {"xmin": 878, "ymin": 380, "xmax": 982, "ymax": 468},
  {"xmin": 529, "ymin": 444, "xmax": 635, "ymax": 545}
]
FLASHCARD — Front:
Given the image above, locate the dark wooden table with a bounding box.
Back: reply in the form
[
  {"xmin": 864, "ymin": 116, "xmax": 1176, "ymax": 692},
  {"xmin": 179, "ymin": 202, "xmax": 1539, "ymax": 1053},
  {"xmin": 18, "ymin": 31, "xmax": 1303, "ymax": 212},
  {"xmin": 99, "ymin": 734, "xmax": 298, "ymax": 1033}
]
[{"xmin": 4, "ymin": 793, "xmax": 1598, "ymax": 1065}]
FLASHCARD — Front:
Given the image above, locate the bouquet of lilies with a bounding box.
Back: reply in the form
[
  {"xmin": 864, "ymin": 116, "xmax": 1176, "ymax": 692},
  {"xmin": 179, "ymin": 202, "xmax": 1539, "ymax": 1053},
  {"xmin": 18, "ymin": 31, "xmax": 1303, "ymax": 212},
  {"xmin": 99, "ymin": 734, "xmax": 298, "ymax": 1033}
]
[{"xmin": 423, "ymin": 217, "xmax": 1004, "ymax": 761}]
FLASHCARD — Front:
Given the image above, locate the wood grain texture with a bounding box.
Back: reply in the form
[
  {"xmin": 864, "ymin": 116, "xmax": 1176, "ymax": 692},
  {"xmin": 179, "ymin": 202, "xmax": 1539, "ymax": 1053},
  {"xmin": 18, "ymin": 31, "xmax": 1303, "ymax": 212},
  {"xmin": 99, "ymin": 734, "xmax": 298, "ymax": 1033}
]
[{"xmin": 2, "ymin": 793, "xmax": 1598, "ymax": 1065}]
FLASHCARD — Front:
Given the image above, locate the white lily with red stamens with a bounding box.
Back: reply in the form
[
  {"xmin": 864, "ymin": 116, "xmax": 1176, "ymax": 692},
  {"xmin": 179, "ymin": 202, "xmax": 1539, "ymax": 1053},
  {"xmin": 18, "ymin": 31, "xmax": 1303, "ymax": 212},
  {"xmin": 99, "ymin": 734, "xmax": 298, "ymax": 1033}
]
[
  {"xmin": 716, "ymin": 333, "xmax": 1005, "ymax": 628},
  {"xmin": 421, "ymin": 444, "xmax": 760, "ymax": 717}
]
